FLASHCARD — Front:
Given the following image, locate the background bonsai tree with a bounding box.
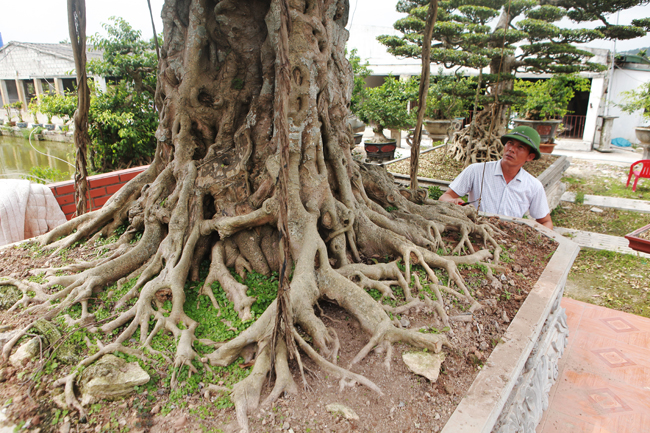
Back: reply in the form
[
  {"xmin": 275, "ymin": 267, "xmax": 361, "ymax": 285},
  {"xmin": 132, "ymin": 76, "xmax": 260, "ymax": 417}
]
[
  {"xmin": 355, "ymin": 75, "xmax": 417, "ymax": 142},
  {"xmin": 2, "ymin": 104, "xmax": 11, "ymax": 122},
  {"xmin": 618, "ymin": 80, "xmax": 650, "ymax": 126},
  {"xmin": 348, "ymin": 48, "xmax": 372, "ymax": 120},
  {"xmin": 86, "ymin": 17, "xmax": 159, "ymax": 172},
  {"xmin": 426, "ymin": 73, "xmax": 475, "ymax": 120},
  {"xmin": 513, "ymin": 74, "xmax": 590, "ymax": 121},
  {"xmin": 39, "ymin": 93, "xmax": 77, "ymax": 127},
  {"xmin": 28, "ymin": 101, "xmax": 41, "ymax": 124},
  {"xmin": 379, "ymin": 0, "xmax": 649, "ymax": 163},
  {"xmin": 12, "ymin": 101, "xmax": 24, "ymax": 123}
]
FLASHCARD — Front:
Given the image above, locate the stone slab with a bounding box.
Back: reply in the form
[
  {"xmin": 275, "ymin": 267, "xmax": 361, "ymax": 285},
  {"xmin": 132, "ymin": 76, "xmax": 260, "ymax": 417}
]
[
  {"xmin": 554, "ymin": 227, "xmax": 650, "ymax": 258},
  {"xmin": 561, "ymin": 192, "xmax": 650, "ymax": 213}
]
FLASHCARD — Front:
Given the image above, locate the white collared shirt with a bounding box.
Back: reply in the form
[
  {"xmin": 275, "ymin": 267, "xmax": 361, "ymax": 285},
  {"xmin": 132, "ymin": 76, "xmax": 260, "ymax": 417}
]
[{"xmin": 448, "ymin": 160, "xmax": 550, "ymax": 219}]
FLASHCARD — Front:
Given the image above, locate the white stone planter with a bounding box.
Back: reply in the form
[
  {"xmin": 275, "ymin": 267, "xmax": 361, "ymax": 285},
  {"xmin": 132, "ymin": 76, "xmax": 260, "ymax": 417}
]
[
  {"xmin": 442, "ymin": 219, "xmax": 579, "ymax": 433},
  {"xmin": 635, "ymin": 127, "xmax": 650, "ymax": 160}
]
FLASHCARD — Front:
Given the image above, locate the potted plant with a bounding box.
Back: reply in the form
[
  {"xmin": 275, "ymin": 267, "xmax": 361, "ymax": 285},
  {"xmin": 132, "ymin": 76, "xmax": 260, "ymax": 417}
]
[
  {"xmin": 617, "ymin": 80, "xmax": 650, "ymax": 159},
  {"xmin": 28, "ymin": 101, "xmax": 43, "ymax": 127},
  {"xmin": 39, "ymin": 94, "xmax": 58, "ymax": 130},
  {"xmin": 354, "ymin": 75, "xmax": 416, "ymax": 161},
  {"xmin": 512, "ymin": 74, "xmax": 590, "ymax": 151},
  {"xmin": 348, "ymin": 49, "xmax": 372, "ymax": 145},
  {"xmin": 424, "ymin": 73, "xmax": 473, "ymax": 138},
  {"xmin": 3, "ymin": 104, "xmax": 16, "ymax": 127},
  {"xmin": 12, "ymin": 101, "xmax": 28, "ymax": 128}
]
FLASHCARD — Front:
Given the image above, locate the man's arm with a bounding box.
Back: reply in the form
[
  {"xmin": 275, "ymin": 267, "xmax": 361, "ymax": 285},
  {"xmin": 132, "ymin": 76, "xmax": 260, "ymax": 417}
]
[
  {"xmin": 439, "ymin": 189, "xmax": 465, "ymax": 205},
  {"xmin": 536, "ymin": 213, "xmax": 553, "ymax": 230}
]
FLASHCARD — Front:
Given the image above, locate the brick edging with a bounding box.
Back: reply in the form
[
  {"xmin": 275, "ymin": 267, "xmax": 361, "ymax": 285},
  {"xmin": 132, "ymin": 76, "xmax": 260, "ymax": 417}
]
[{"xmin": 48, "ymin": 166, "xmax": 149, "ymax": 220}]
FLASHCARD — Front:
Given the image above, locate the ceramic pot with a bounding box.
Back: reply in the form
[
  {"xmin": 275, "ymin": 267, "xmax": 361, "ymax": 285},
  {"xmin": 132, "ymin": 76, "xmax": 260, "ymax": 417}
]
[
  {"xmin": 423, "ymin": 119, "xmax": 452, "ymax": 136},
  {"xmin": 512, "ymin": 118, "xmax": 562, "ymax": 144},
  {"xmin": 364, "ymin": 139, "xmax": 396, "ymax": 162},
  {"xmin": 539, "ymin": 143, "xmax": 556, "ymax": 154},
  {"xmin": 625, "ymin": 223, "xmax": 650, "ymax": 254},
  {"xmin": 347, "ymin": 115, "xmax": 366, "ymax": 134}
]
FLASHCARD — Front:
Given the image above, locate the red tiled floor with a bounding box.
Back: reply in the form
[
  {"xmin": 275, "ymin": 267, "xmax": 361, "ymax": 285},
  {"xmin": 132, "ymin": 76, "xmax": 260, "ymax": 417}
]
[{"xmin": 537, "ymin": 298, "xmax": 650, "ymax": 433}]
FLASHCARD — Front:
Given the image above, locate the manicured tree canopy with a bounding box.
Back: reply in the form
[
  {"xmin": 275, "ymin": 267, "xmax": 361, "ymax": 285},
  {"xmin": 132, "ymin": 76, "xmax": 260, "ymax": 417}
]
[{"xmin": 379, "ymin": 0, "xmax": 649, "ymax": 162}]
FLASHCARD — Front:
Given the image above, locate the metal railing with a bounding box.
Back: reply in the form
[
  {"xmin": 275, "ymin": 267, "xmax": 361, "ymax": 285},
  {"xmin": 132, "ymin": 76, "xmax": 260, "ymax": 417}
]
[{"xmin": 557, "ymin": 114, "xmax": 586, "ymax": 139}]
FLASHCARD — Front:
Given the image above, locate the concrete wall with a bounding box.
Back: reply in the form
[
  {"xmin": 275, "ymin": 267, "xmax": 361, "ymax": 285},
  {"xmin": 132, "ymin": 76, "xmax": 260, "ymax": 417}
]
[
  {"xmin": 607, "ymin": 68, "xmax": 650, "ymax": 143},
  {"xmin": 583, "ymin": 77, "xmax": 606, "ymax": 143},
  {"xmin": 48, "ymin": 166, "xmax": 148, "ymax": 220}
]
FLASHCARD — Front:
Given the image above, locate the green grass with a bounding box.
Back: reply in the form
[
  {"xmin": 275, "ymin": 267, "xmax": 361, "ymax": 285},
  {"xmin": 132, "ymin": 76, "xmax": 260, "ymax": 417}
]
[
  {"xmin": 565, "ymin": 250, "xmax": 650, "ymax": 318},
  {"xmin": 562, "ymin": 172, "xmax": 650, "ymax": 201},
  {"xmin": 551, "ymin": 203, "xmax": 649, "ymax": 237}
]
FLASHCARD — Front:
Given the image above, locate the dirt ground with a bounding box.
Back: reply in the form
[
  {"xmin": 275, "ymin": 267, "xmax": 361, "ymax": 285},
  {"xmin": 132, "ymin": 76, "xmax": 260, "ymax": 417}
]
[
  {"xmin": 0, "ymin": 218, "xmax": 557, "ymax": 433},
  {"xmin": 389, "ymin": 148, "xmax": 556, "ymax": 181}
]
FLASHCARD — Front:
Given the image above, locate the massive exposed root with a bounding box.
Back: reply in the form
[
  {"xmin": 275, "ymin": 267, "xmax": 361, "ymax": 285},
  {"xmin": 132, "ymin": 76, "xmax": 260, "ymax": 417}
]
[{"xmin": 0, "ymin": 1, "xmax": 510, "ymax": 432}]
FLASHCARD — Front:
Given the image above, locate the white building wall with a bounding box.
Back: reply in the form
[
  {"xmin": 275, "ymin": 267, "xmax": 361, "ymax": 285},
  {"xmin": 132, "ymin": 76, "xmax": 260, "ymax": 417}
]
[
  {"xmin": 607, "ymin": 67, "xmax": 650, "ymax": 143},
  {"xmin": 583, "ymin": 77, "xmax": 606, "ymax": 143},
  {"xmin": 0, "ymin": 45, "xmax": 76, "ymax": 80}
]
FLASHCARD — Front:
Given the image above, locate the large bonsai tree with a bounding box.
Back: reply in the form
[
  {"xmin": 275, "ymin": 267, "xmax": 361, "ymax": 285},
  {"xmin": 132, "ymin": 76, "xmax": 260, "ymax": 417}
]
[
  {"xmin": 1, "ymin": 1, "xmax": 506, "ymax": 431},
  {"xmin": 379, "ymin": 0, "xmax": 649, "ymax": 162}
]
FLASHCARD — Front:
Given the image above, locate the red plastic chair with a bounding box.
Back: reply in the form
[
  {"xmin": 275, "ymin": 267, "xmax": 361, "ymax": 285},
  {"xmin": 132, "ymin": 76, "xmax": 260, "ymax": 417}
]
[{"xmin": 626, "ymin": 160, "xmax": 650, "ymax": 192}]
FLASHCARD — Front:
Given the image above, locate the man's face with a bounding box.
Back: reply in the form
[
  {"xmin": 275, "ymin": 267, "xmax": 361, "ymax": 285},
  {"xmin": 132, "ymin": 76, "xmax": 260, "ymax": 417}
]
[{"xmin": 502, "ymin": 139, "xmax": 535, "ymax": 168}]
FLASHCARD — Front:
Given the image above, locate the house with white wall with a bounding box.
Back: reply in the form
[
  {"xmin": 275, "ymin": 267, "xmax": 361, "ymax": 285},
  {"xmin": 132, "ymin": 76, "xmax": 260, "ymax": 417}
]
[{"xmin": 0, "ymin": 42, "xmax": 105, "ymax": 124}]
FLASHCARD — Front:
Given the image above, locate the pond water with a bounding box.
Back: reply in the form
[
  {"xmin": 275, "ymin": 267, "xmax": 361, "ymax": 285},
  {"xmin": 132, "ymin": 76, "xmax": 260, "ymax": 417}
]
[{"xmin": 0, "ymin": 134, "xmax": 75, "ymax": 182}]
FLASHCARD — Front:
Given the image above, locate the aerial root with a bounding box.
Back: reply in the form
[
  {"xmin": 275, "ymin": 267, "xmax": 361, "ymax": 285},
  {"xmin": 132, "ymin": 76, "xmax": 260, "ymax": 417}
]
[
  {"xmin": 452, "ymin": 224, "xmax": 476, "ymax": 255},
  {"xmin": 262, "ymin": 338, "xmax": 298, "ymax": 406},
  {"xmin": 0, "ymin": 277, "xmax": 48, "ymax": 313},
  {"xmin": 203, "ymin": 384, "xmax": 231, "ymax": 400},
  {"xmin": 231, "ymin": 342, "xmax": 273, "ymax": 433},
  {"xmin": 200, "ymin": 241, "xmax": 254, "ymax": 320},
  {"xmin": 53, "ymin": 373, "xmax": 86, "ymax": 419},
  {"xmin": 171, "ymin": 328, "xmax": 202, "ymax": 387},
  {"xmin": 292, "ymin": 329, "xmax": 383, "ymax": 396}
]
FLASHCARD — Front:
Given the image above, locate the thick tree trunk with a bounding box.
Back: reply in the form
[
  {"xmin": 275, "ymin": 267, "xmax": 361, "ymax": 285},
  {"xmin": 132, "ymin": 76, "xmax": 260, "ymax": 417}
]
[
  {"xmin": 1, "ymin": 1, "xmax": 505, "ymax": 430},
  {"xmin": 67, "ymin": 0, "xmax": 90, "ymax": 216}
]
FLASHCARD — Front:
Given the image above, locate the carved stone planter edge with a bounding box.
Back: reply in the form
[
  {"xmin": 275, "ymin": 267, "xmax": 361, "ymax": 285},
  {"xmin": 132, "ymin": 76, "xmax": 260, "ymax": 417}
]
[{"xmin": 441, "ymin": 218, "xmax": 579, "ymax": 433}]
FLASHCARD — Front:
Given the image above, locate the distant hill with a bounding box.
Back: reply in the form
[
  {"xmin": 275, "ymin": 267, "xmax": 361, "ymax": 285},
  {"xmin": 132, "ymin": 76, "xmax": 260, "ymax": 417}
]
[{"xmin": 620, "ymin": 47, "xmax": 650, "ymax": 56}]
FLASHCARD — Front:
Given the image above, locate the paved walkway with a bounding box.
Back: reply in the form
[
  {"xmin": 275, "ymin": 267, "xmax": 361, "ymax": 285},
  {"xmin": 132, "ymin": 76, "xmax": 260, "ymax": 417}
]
[
  {"xmin": 538, "ymin": 153, "xmax": 650, "ymax": 432},
  {"xmin": 553, "ymin": 139, "xmax": 643, "ymax": 166},
  {"xmin": 537, "ymin": 298, "xmax": 650, "ymax": 433}
]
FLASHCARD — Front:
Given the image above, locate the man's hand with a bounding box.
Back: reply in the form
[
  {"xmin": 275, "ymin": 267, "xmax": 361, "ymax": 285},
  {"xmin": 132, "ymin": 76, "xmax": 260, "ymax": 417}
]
[
  {"xmin": 536, "ymin": 214, "xmax": 553, "ymax": 230},
  {"xmin": 439, "ymin": 189, "xmax": 465, "ymax": 205}
]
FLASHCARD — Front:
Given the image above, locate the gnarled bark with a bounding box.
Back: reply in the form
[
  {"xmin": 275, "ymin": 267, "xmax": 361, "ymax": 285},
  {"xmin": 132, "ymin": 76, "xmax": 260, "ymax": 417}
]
[{"xmin": 1, "ymin": 1, "xmax": 505, "ymax": 431}]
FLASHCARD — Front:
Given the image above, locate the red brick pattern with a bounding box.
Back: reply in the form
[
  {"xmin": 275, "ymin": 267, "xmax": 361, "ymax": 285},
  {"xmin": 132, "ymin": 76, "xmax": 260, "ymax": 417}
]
[
  {"xmin": 48, "ymin": 166, "xmax": 148, "ymax": 220},
  {"xmin": 537, "ymin": 298, "xmax": 650, "ymax": 433}
]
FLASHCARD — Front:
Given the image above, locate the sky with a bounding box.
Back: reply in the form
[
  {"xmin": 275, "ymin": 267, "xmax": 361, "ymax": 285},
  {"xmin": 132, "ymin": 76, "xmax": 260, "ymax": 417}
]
[{"xmin": 1, "ymin": 0, "xmax": 649, "ymax": 52}]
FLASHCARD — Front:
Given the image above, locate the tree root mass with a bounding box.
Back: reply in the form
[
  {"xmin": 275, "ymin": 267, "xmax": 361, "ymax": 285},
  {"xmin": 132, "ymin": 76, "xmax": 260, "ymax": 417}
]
[{"xmin": 0, "ymin": 1, "xmax": 558, "ymax": 432}]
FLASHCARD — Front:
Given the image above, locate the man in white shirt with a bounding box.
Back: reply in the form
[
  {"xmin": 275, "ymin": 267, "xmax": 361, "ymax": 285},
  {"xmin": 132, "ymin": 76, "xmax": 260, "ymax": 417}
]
[{"xmin": 439, "ymin": 126, "xmax": 553, "ymax": 230}]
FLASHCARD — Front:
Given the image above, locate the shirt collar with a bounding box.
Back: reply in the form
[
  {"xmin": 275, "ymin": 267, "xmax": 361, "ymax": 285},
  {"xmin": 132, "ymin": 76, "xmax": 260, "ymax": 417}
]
[{"xmin": 495, "ymin": 159, "xmax": 525, "ymax": 182}]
